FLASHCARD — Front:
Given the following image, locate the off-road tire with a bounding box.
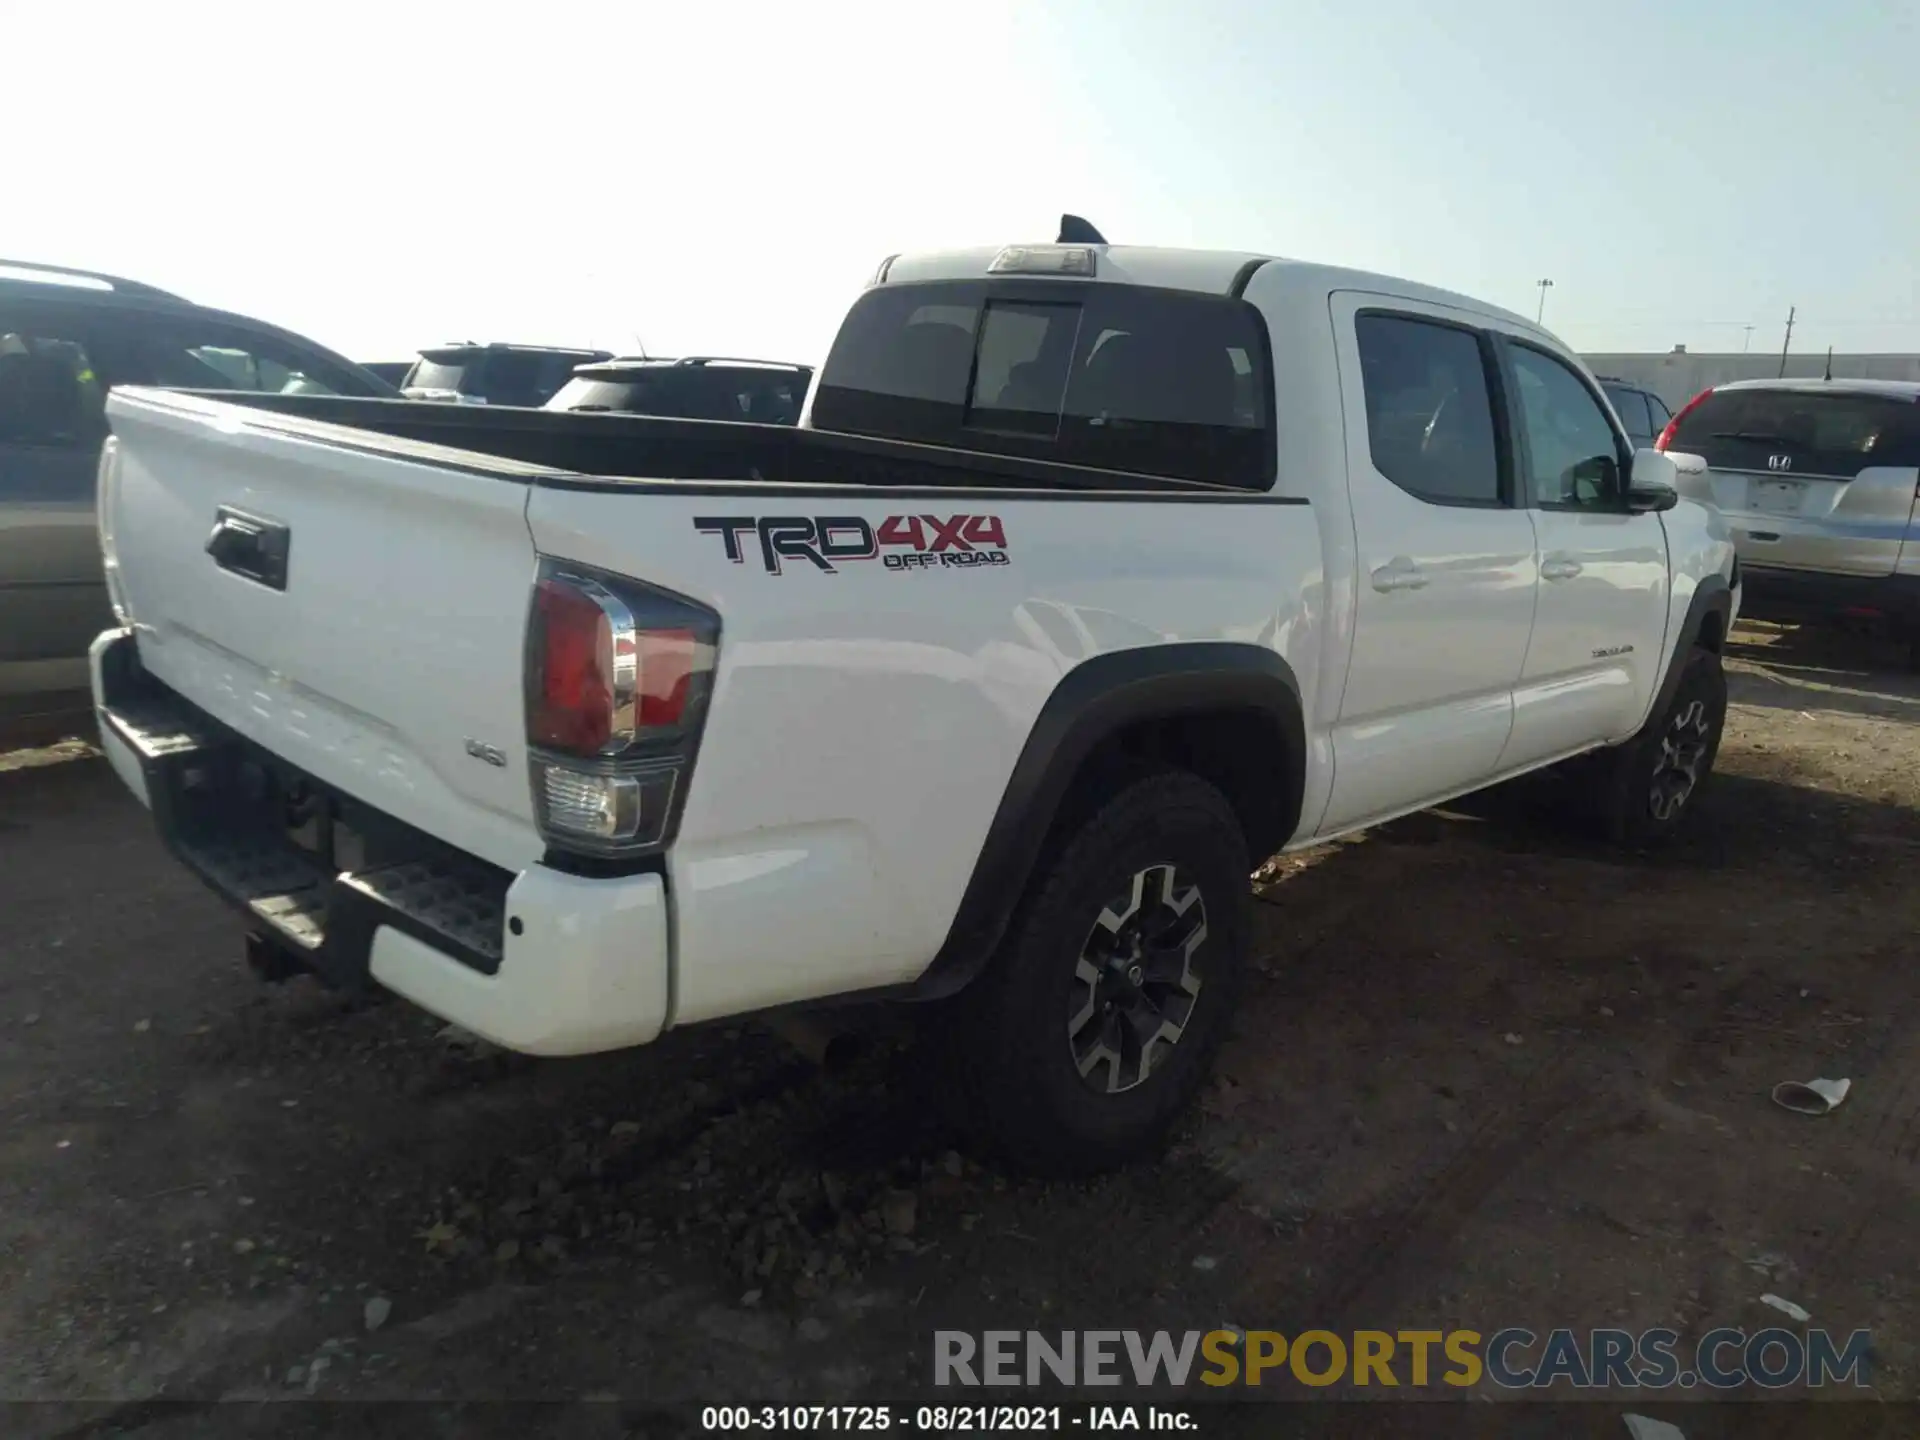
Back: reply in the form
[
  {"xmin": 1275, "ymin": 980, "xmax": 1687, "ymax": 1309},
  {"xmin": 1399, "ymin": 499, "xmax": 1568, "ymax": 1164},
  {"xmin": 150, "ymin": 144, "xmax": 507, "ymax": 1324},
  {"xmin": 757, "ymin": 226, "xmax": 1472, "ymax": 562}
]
[
  {"xmin": 933, "ymin": 769, "xmax": 1249, "ymax": 1176},
  {"xmin": 1591, "ymin": 645, "xmax": 1727, "ymax": 847}
]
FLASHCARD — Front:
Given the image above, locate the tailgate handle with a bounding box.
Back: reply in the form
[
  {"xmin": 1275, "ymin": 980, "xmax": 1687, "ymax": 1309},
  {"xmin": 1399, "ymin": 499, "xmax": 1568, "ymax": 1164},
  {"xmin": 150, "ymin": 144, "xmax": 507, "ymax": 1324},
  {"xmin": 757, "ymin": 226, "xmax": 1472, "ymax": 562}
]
[{"xmin": 206, "ymin": 507, "xmax": 290, "ymax": 591}]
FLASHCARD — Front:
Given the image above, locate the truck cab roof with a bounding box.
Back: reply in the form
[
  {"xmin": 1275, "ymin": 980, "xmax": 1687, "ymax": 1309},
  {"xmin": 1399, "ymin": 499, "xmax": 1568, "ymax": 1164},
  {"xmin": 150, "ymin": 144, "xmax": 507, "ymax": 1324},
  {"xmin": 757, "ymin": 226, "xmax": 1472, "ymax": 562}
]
[{"xmin": 879, "ymin": 243, "xmax": 1542, "ymax": 335}]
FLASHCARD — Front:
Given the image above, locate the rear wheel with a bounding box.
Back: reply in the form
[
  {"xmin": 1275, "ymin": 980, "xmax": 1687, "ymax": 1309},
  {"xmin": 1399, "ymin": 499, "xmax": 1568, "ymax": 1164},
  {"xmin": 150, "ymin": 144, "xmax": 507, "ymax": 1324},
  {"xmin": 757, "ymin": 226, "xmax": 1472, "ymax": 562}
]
[
  {"xmin": 934, "ymin": 770, "xmax": 1249, "ymax": 1176},
  {"xmin": 1590, "ymin": 646, "xmax": 1727, "ymax": 846}
]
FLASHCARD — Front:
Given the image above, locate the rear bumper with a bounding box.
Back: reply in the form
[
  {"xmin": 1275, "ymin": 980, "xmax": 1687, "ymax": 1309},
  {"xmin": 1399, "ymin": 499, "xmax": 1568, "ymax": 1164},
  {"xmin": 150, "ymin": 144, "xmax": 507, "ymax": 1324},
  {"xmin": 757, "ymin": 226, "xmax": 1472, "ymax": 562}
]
[
  {"xmin": 1736, "ymin": 565, "xmax": 1920, "ymax": 625},
  {"xmin": 89, "ymin": 628, "xmax": 670, "ymax": 1056}
]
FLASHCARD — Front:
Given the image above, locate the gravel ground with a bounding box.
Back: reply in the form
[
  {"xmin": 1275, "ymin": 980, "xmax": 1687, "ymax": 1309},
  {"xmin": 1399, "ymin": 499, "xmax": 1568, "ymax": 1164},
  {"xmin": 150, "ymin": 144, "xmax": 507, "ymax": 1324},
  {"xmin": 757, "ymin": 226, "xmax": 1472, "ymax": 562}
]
[{"xmin": 3, "ymin": 620, "xmax": 1919, "ymax": 1438}]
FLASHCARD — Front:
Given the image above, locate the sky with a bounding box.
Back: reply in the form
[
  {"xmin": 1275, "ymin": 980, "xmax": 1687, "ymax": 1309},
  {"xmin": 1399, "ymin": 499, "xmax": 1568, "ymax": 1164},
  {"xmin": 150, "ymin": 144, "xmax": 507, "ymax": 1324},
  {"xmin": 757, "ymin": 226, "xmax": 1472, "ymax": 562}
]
[{"xmin": 7, "ymin": 0, "xmax": 1916, "ymax": 366}]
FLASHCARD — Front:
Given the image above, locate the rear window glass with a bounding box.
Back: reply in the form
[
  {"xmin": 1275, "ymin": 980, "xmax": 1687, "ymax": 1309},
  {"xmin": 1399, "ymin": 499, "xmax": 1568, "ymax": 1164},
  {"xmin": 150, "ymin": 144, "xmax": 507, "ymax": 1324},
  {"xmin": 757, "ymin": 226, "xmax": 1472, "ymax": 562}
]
[
  {"xmin": 0, "ymin": 328, "xmax": 107, "ymax": 450},
  {"xmin": 409, "ymin": 352, "xmax": 588, "ymax": 406},
  {"xmin": 118, "ymin": 325, "xmax": 363, "ymax": 397},
  {"xmin": 1667, "ymin": 388, "xmax": 1920, "ymax": 474},
  {"xmin": 809, "ymin": 281, "xmax": 1272, "ymax": 487},
  {"xmin": 407, "ymin": 356, "xmax": 470, "ymax": 392},
  {"xmin": 480, "ymin": 352, "xmax": 580, "ymax": 407},
  {"xmin": 549, "ymin": 369, "xmax": 810, "ymax": 425}
]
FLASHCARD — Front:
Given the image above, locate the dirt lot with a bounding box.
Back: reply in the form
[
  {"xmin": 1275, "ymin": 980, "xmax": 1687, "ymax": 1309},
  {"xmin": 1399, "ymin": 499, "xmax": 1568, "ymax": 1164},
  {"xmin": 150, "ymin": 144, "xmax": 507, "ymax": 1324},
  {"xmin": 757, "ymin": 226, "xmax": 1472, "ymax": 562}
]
[{"xmin": 4, "ymin": 620, "xmax": 1920, "ymax": 1438}]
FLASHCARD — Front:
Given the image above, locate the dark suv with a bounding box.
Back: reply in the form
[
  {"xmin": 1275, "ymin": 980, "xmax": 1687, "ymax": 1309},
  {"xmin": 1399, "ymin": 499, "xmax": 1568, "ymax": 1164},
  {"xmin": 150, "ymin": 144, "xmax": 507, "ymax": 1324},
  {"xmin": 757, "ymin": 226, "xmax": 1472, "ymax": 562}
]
[
  {"xmin": 543, "ymin": 355, "xmax": 814, "ymax": 424},
  {"xmin": 1597, "ymin": 377, "xmax": 1675, "ymax": 449},
  {"xmin": 0, "ymin": 260, "xmax": 395, "ymax": 748},
  {"xmin": 401, "ymin": 343, "xmax": 613, "ymax": 408}
]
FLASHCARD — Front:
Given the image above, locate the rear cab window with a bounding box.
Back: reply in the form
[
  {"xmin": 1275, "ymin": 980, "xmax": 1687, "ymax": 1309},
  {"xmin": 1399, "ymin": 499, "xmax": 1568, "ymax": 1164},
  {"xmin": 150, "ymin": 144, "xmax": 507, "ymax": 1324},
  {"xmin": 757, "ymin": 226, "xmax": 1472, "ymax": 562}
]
[
  {"xmin": 1667, "ymin": 388, "xmax": 1920, "ymax": 476},
  {"xmin": 809, "ymin": 280, "xmax": 1274, "ymax": 487}
]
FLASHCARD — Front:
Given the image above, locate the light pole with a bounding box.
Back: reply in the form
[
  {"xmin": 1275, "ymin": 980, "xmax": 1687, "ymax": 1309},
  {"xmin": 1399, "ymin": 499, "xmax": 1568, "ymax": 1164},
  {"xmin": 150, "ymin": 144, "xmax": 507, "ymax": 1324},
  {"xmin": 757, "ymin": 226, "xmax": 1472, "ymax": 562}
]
[{"xmin": 1535, "ymin": 278, "xmax": 1554, "ymax": 324}]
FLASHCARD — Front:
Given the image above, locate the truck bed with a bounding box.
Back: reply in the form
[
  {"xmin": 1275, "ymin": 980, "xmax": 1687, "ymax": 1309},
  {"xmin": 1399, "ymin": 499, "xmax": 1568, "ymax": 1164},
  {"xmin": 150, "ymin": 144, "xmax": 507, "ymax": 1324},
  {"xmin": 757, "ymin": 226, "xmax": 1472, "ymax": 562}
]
[
  {"xmin": 95, "ymin": 381, "xmax": 1320, "ymax": 1048},
  {"xmin": 166, "ymin": 390, "xmax": 1264, "ymax": 497}
]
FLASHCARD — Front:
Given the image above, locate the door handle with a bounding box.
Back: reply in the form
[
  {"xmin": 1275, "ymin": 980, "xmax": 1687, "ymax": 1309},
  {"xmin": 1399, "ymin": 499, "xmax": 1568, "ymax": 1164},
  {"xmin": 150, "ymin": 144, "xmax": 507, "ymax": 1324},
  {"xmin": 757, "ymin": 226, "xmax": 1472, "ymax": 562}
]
[
  {"xmin": 1370, "ymin": 559, "xmax": 1429, "ymax": 594},
  {"xmin": 1540, "ymin": 556, "xmax": 1584, "ymax": 582},
  {"xmin": 206, "ymin": 506, "xmax": 291, "ymax": 591}
]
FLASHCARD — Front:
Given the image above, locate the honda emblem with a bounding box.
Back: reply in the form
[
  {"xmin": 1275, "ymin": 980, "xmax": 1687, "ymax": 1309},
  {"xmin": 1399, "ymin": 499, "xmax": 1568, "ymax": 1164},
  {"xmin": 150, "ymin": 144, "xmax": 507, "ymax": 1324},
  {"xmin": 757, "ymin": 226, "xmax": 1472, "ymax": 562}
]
[{"xmin": 1767, "ymin": 454, "xmax": 1794, "ymax": 472}]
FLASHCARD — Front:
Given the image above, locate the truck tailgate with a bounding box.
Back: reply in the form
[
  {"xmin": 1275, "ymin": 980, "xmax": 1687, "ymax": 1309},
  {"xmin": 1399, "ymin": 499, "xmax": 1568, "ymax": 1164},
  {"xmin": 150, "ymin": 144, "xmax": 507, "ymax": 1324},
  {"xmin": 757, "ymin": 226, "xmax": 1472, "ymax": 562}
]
[{"xmin": 102, "ymin": 389, "xmax": 544, "ymax": 871}]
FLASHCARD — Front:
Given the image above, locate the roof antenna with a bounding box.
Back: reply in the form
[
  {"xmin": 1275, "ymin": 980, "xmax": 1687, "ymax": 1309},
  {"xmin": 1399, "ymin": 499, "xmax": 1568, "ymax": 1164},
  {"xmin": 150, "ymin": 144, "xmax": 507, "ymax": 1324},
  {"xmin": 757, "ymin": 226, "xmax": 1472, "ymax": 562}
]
[
  {"xmin": 1057, "ymin": 214, "xmax": 1107, "ymax": 245},
  {"xmin": 631, "ymin": 330, "xmax": 650, "ymax": 360},
  {"xmin": 1822, "ymin": 346, "xmax": 1833, "ymax": 381}
]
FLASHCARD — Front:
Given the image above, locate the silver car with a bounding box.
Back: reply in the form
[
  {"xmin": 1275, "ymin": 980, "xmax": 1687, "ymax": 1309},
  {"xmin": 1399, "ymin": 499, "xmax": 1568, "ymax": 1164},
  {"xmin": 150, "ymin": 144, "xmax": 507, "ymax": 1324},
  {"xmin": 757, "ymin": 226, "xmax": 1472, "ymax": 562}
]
[
  {"xmin": 1, "ymin": 261, "xmax": 393, "ymax": 747},
  {"xmin": 1662, "ymin": 378, "xmax": 1920, "ymax": 657}
]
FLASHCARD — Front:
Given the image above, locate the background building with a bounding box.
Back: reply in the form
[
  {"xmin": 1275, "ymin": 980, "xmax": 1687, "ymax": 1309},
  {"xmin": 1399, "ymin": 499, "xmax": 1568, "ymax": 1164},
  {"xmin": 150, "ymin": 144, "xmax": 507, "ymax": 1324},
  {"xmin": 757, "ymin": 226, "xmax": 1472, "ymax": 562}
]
[{"xmin": 1581, "ymin": 349, "xmax": 1920, "ymax": 410}]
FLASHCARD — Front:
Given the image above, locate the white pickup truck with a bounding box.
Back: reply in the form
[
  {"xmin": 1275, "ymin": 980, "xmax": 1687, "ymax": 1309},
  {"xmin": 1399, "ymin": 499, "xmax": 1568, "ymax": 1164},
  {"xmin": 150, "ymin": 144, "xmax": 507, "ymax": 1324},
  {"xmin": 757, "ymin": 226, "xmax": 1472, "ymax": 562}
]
[{"xmin": 89, "ymin": 232, "xmax": 1738, "ymax": 1174}]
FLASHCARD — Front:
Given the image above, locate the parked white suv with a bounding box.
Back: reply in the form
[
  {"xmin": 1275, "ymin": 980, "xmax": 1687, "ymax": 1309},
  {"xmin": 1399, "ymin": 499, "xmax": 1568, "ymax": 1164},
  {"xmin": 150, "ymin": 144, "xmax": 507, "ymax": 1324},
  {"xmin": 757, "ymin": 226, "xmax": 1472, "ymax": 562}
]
[
  {"xmin": 1660, "ymin": 378, "xmax": 1920, "ymax": 659},
  {"xmin": 88, "ymin": 229, "xmax": 1736, "ymax": 1173}
]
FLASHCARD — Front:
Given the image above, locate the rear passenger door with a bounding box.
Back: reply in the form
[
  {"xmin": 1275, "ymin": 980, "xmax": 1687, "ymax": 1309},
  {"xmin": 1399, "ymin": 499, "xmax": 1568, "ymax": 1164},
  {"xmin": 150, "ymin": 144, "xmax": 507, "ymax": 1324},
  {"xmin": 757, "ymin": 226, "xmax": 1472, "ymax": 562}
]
[
  {"xmin": 1317, "ymin": 295, "xmax": 1540, "ymax": 834},
  {"xmin": 1499, "ymin": 341, "xmax": 1670, "ymax": 764}
]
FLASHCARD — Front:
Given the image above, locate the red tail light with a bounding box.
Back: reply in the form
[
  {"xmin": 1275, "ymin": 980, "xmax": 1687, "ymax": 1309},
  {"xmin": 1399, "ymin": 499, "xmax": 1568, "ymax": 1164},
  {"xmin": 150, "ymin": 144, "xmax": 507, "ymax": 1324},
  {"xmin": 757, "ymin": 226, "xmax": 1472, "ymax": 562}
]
[
  {"xmin": 531, "ymin": 577, "xmax": 620, "ymax": 753},
  {"xmin": 637, "ymin": 629, "xmax": 698, "ymax": 729},
  {"xmin": 529, "ymin": 578, "xmax": 709, "ymax": 757},
  {"xmin": 1656, "ymin": 387, "xmax": 1714, "ymax": 452},
  {"xmin": 525, "ymin": 564, "xmax": 719, "ymax": 860}
]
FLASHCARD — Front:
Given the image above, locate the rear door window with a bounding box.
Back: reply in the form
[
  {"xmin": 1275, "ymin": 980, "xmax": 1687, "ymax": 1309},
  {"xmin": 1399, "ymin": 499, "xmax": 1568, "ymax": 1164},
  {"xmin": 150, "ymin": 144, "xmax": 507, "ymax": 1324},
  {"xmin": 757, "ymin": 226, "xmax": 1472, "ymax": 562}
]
[
  {"xmin": 1603, "ymin": 385, "xmax": 1653, "ymax": 445},
  {"xmin": 810, "ymin": 281, "xmax": 1272, "ymax": 487},
  {"xmin": 1352, "ymin": 313, "xmax": 1504, "ymax": 506},
  {"xmin": 114, "ymin": 322, "xmax": 362, "ymax": 397},
  {"xmin": 0, "ymin": 316, "xmax": 109, "ymax": 453},
  {"xmin": 1666, "ymin": 388, "xmax": 1920, "ymax": 475}
]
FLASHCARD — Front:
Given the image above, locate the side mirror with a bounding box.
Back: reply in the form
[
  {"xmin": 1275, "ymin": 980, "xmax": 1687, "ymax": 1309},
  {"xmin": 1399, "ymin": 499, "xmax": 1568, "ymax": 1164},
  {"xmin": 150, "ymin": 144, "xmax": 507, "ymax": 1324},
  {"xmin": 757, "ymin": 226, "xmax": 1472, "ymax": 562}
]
[
  {"xmin": 1665, "ymin": 450, "xmax": 1710, "ymax": 479},
  {"xmin": 1626, "ymin": 449, "xmax": 1680, "ymax": 513}
]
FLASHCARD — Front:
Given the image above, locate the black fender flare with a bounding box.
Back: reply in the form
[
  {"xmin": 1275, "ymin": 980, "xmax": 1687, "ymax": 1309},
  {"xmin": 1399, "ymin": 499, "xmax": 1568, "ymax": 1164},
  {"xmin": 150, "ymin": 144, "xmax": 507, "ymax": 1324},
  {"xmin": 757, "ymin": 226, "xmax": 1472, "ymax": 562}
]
[
  {"xmin": 911, "ymin": 642, "xmax": 1306, "ymax": 1000},
  {"xmin": 1648, "ymin": 575, "xmax": 1732, "ymax": 725}
]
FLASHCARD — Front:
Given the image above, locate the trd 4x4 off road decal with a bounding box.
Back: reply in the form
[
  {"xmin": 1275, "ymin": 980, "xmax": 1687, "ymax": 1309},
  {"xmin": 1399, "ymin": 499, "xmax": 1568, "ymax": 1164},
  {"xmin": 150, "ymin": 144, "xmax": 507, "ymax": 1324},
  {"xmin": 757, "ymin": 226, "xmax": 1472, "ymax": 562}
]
[{"xmin": 694, "ymin": 514, "xmax": 1010, "ymax": 575}]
